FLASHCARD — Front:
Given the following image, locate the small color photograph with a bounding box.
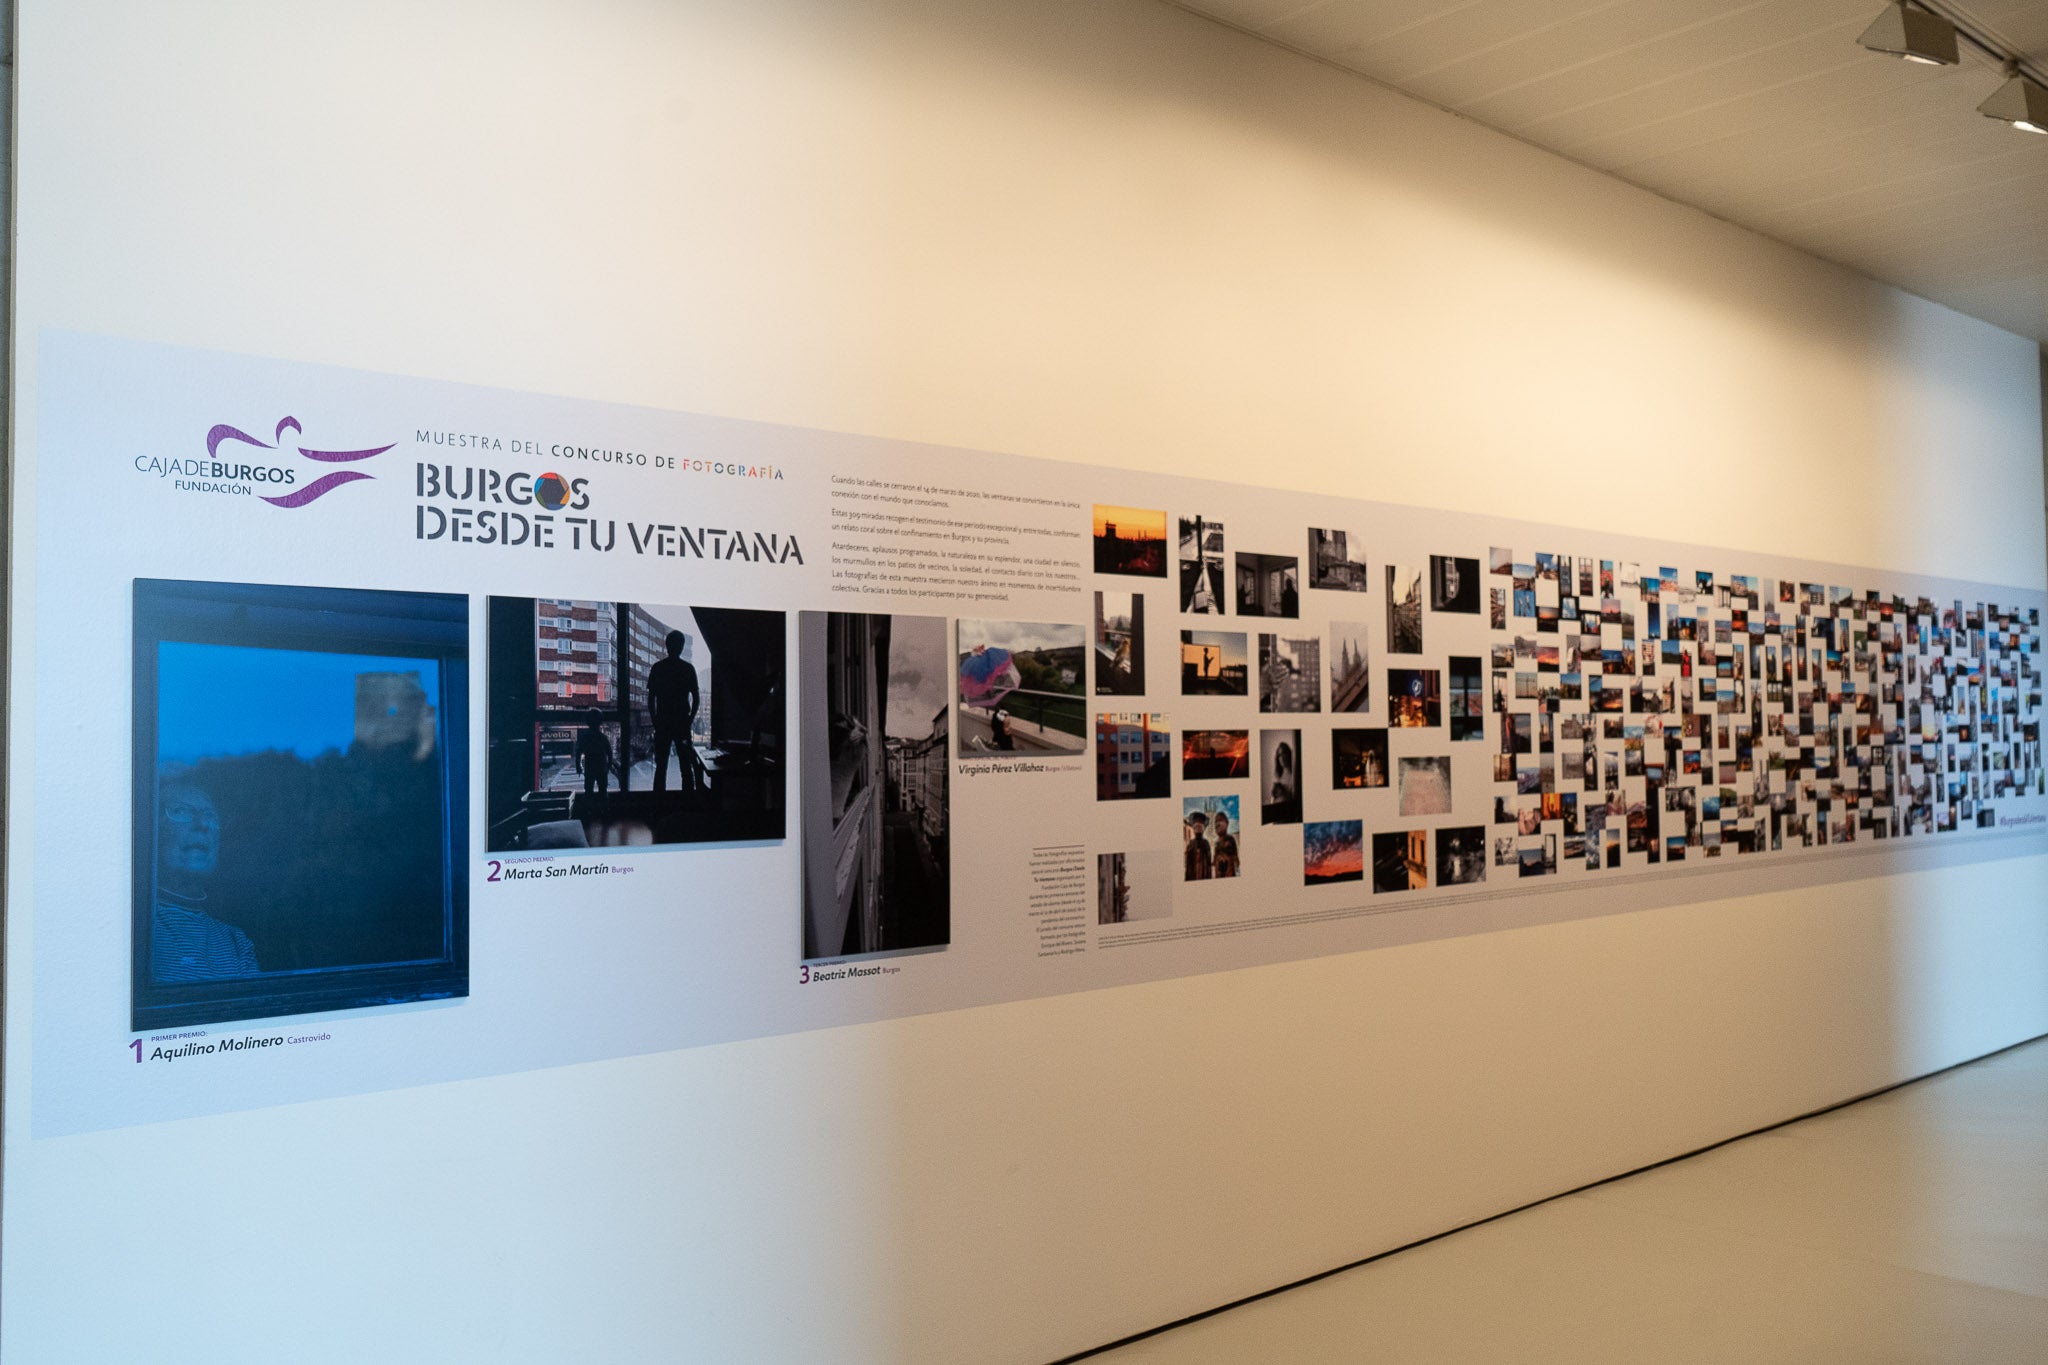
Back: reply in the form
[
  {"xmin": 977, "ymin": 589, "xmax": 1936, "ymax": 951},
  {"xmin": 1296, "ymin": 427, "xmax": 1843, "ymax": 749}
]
[{"xmin": 1303, "ymin": 820, "xmax": 1365, "ymax": 886}]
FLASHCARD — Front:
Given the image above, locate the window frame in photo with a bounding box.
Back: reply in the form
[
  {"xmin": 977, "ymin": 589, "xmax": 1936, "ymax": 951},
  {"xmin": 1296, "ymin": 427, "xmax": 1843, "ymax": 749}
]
[{"xmin": 131, "ymin": 577, "xmax": 471, "ymax": 1033}]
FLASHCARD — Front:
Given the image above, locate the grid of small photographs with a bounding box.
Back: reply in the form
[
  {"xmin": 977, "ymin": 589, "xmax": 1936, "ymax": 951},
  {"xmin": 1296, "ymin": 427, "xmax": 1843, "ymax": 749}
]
[
  {"xmin": 1091, "ymin": 506, "xmax": 1498, "ymax": 911},
  {"xmin": 1087, "ymin": 498, "xmax": 2041, "ymax": 926},
  {"xmin": 1485, "ymin": 549, "xmax": 2042, "ymax": 878}
]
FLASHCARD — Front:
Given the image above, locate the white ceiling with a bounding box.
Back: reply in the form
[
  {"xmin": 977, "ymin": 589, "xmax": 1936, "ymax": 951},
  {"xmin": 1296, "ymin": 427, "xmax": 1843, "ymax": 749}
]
[{"xmin": 1168, "ymin": 0, "xmax": 2048, "ymax": 343}]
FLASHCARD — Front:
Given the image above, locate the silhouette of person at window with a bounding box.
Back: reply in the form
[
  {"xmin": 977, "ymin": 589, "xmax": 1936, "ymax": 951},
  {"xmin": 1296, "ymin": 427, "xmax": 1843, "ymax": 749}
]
[
  {"xmin": 151, "ymin": 782, "xmax": 260, "ymax": 981},
  {"xmin": 647, "ymin": 629, "xmax": 700, "ymax": 794},
  {"xmin": 575, "ymin": 719, "xmax": 611, "ymax": 794}
]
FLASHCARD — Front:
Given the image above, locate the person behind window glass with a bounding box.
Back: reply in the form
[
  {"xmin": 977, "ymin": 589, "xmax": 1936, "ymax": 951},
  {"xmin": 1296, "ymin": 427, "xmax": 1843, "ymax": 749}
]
[
  {"xmin": 151, "ymin": 782, "xmax": 260, "ymax": 981},
  {"xmin": 575, "ymin": 716, "xmax": 612, "ymax": 794},
  {"xmin": 647, "ymin": 629, "xmax": 701, "ymax": 794}
]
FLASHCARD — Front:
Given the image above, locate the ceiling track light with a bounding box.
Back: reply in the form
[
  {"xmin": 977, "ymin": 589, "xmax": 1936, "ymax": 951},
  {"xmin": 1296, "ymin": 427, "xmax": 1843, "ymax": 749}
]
[
  {"xmin": 1856, "ymin": 2, "xmax": 2048, "ymax": 138},
  {"xmin": 1857, "ymin": 2, "xmax": 1959, "ymax": 65},
  {"xmin": 1979, "ymin": 62, "xmax": 2048, "ymax": 135}
]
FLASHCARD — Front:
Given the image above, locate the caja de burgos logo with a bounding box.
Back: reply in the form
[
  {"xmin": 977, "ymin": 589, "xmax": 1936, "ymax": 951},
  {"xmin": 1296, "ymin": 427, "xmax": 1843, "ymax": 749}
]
[{"xmin": 133, "ymin": 416, "xmax": 395, "ymax": 507}]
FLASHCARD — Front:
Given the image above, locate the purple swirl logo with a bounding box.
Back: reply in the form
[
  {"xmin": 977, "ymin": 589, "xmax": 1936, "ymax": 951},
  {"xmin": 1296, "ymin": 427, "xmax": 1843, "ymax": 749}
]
[{"xmin": 205, "ymin": 416, "xmax": 394, "ymax": 508}]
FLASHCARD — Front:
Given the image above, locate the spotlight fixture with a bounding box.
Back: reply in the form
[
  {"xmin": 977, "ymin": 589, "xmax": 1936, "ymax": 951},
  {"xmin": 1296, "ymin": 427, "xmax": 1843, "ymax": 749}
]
[
  {"xmin": 1979, "ymin": 64, "xmax": 2048, "ymax": 135},
  {"xmin": 1856, "ymin": 2, "xmax": 1959, "ymax": 66}
]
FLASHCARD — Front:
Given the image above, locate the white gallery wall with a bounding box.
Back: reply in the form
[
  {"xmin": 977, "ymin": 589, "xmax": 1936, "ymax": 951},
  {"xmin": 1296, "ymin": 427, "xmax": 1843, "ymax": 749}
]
[{"xmin": 6, "ymin": 1, "xmax": 2046, "ymax": 1362}]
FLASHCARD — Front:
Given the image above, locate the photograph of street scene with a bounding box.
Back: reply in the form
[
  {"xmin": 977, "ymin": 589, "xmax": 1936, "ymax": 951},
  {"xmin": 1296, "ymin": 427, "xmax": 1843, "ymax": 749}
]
[
  {"xmin": 957, "ymin": 620, "xmax": 1087, "ymax": 757},
  {"xmin": 1389, "ymin": 667, "xmax": 1443, "ymax": 728},
  {"xmin": 799, "ymin": 611, "xmax": 950, "ymax": 961},
  {"xmin": 1093, "ymin": 504, "xmax": 1168, "ymax": 578},
  {"xmin": 486, "ymin": 597, "xmax": 784, "ymax": 851},
  {"xmin": 1387, "ymin": 564, "xmax": 1425, "ymax": 654}
]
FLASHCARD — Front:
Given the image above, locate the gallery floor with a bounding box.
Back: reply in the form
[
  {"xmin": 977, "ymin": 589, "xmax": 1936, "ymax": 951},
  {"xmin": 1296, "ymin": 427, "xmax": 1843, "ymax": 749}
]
[{"xmin": 1082, "ymin": 1034, "xmax": 2048, "ymax": 1363}]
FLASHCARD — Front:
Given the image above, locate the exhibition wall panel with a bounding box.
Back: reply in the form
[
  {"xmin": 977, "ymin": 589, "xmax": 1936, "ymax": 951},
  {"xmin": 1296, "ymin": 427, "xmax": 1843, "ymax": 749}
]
[{"xmin": 6, "ymin": 1, "xmax": 2046, "ymax": 1362}]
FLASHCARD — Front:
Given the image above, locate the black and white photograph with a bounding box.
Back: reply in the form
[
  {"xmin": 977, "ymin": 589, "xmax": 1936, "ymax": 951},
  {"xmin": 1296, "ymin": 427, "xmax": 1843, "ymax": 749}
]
[
  {"xmin": 800, "ymin": 612, "xmax": 950, "ymax": 961},
  {"xmin": 957, "ymin": 619, "xmax": 1087, "ymax": 757},
  {"xmin": 134, "ymin": 579, "xmax": 470, "ymax": 1031},
  {"xmin": 487, "ymin": 597, "xmax": 786, "ymax": 851},
  {"xmin": 1307, "ymin": 528, "xmax": 1369, "ymax": 592},
  {"xmin": 1331, "ymin": 619, "xmax": 1371, "ymax": 713},
  {"xmin": 1398, "ymin": 755, "xmax": 1454, "ymax": 817},
  {"xmin": 1435, "ymin": 825, "xmax": 1487, "ymax": 886},
  {"xmin": 1430, "ymin": 556, "xmax": 1482, "ymax": 614},
  {"xmin": 1095, "ymin": 590, "xmax": 1147, "ymax": 696},
  {"xmin": 1179, "ymin": 515, "xmax": 1226, "ymax": 614},
  {"xmin": 1261, "ymin": 728, "xmax": 1303, "ymax": 824},
  {"xmin": 1097, "ymin": 850, "xmax": 1173, "ymax": 924},
  {"xmin": 1181, "ymin": 630, "xmax": 1249, "ymax": 696},
  {"xmin": 1259, "ymin": 633, "xmax": 1322, "ymax": 713},
  {"xmin": 1235, "ymin": 553, "xmax": 1300, "ymax": 618},
  {"xmin": 1387, "ymin": 564, "xmax": 1425, "ymax": 654},
  {"xmin": 1095, "ymin": 712, "xmax": 1172, "ymax": 801}
]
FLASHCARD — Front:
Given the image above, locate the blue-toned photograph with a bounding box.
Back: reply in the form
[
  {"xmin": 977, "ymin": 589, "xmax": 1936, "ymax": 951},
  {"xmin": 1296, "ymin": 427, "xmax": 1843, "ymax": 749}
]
[{"xmin": 133, "ymin": 579, "xmax": 469, "ymax": 1031}]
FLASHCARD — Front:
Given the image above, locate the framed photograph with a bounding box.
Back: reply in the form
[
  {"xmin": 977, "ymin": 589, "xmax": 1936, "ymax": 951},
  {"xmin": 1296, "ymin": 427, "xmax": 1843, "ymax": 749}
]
[
  {"xmin": 1260, "ymin": 728, "xmax": 1303, "ymax": 825},
  {"xmin": 1094, "ymin": 591, "xmax": 1147, "ymax": 696},
  {"xmin": 1093, "ymin": 505, "xmax": 1169, "ymax": 578},
  {"xmin": 1330, "ymin": 620, "xmax": 1371, "ymax": 713},
  {"xmin": 1181, "ymin": 630, "xmax": 1249, "ymax": 696},
  {"xmin": 1178, "ymin": 516, "xmax": 1226, "ymax": 614},
  {"xmin": 1307, "ymin": 529, "xmax": 1369, "ymax": 592},
  {"xmin": 1303, "ymin": 820, "xmax": 1364, "ymax": 885},
  {"xmin": 1386, "ymin": 565, "xmax": 1424, "ymax": 654},
  {"xmin": 132, "ymin": 579, "xmax": 469, "ymax": 1031},
  {"xmin": 487, "ymin": 597, "xmax": 786, "ymax": 850},
  {"xmin": 1430, "ymin": 556, "xmax": 1481, "ymax": 614},
  {"xmin": 800, "ymin": 612, "xmax": 951, "ymax": 960},
  {"xmin": 1098, "ymin": 712, "xmax": 1173, "ymax": 800},
  {"xmin": 1235, "ymin": 553, "xmax": 1300, "ymax": 618},
  {"xmin": 957, "ymin": 620, "xmax": 1088, "ymax": 757}
]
